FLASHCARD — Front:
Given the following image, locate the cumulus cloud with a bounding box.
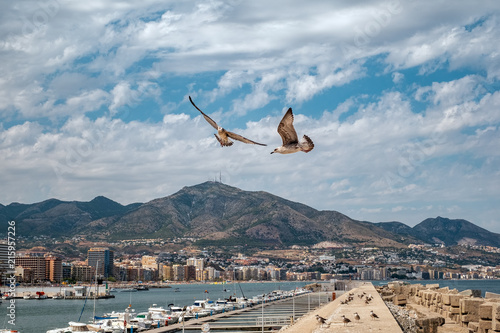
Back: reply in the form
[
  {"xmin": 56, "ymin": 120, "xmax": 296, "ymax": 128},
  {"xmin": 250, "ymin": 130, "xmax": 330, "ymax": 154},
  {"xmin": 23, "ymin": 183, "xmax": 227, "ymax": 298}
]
[{"xmin": 1, "ymin": 0, "xmax": 500, "ymax": 232}]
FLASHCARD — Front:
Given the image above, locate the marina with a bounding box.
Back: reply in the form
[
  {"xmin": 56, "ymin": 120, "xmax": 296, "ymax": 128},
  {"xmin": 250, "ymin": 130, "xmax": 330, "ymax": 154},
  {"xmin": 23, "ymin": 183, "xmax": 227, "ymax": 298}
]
[
  {"xmin": 145, "ymin": 291, "xmax": 323, "ymax": 332},
  {"xmin": 6, "ymin": 281, "xmax": 313, "ymax": 333},
  {"xmin": 3, "ymin": 280, "xmax": 500, "ymax": 333}
]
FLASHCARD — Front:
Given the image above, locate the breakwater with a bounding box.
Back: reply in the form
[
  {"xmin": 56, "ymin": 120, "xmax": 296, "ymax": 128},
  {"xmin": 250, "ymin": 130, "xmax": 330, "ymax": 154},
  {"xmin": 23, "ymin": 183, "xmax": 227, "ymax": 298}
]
[
  {"xmin": 378, "ymin": 281, "xmax": 500, "ymax": 333},
  {"xmin": 280, "ymin": 282, "xmax": 404, "ymax": 332}
]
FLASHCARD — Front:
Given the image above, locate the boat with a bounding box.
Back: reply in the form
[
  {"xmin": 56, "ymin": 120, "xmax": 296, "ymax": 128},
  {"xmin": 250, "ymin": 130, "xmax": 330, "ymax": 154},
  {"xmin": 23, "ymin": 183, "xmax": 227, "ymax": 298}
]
[
  {"xmin": 135, "ymin": 285, "xmax": 149, "ymax": 291},
  {"xmin": 35, "ymin": 291, "xmax": 48, "ymax": 299},
  {"xmin": 98, "ymin": 306, "xmax": 140, "ymax": 333},
  {"xmin": 119, "ymin": 288, "xmax": 137, "ymax": 292},
  {"xmin": 87, "ymin": 319, "xmax": 121, "ymax": 333},
  {"xmin": 174, "ymin": 287, "xmax": 180, "ymax": 292},
  {"xmin": 52, "ymin": 293, "xmax": 64, "ymax": 299},
  {"xmin": 46, "ymin": 321, "xmax": 96, "ymax": 333},
  {"xmin": 170, "ymin": 306, "xmax": 194, "ymax": 322},
  {"xmin": 187, "ymin": 300, "xmax": 211, "ymax": 318},
  {"xmin": 146, "ymin": 305, "xmax": 179, "ymax": 326},
  {"xmin": 23, "ymin": 293, "xmax": 35, "ymax": 300},
  {"xmin": 0, "ymin": 330, "xmax": 19, "ymax": 333}
]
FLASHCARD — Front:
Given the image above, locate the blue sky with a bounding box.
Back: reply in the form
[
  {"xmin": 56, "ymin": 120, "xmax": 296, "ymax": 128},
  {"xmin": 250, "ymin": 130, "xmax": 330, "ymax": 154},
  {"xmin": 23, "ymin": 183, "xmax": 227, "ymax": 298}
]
[{"xmin": 1, "ymin": 0, "xmax": 500, "ymax": 234}]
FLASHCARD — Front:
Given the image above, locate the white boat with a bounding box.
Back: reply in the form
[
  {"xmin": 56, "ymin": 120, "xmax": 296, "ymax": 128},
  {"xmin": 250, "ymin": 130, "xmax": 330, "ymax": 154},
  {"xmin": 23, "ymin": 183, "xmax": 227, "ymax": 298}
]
[
  {"xmin": 2, "ymin": 293, "xmax": 13, "ymax": 300},
  {"xmin": 52, "ymin": 293, "xmax": 64, "ymax": 299},
  {"xmin": 0, "ymin": 329, "xmax": 19, "ymax": 333},
  {"xmin": 120, "ymin": 288, "xmax": 137, "ymax": 292},
  {"xmin": 187, "ymin": 300, "xmax": 212, "ymax": 318},
  {"xmin": 46, "ymin": 321, "xmax": 97, "ymax": 333},
  {"xmin": 215, "ymin": 299, "xmax": 233, "ymax": 312},
  {"xmin": 146, "ymin": 305, "xmax": 179, "ymax": 326},
  {"xmin": 87, "ymin": 319, "xmax": 122, "ymax": 333},
  {"xmin": 23, "ymin": 293, "xmax": 35, "ymax": 300},
  {"xmin": 99, "ymin": 306, "xmax": 140, "ymax": 332},
  {"xmin": 170, "ymin": 306, "xmax": 194, "ymax": 322}
]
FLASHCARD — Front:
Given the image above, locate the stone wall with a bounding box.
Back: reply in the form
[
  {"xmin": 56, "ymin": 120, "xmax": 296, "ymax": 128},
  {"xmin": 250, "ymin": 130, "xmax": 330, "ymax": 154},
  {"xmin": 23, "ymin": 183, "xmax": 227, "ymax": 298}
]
[{"xmin": 378, "ymin": 282, "xmax": 500, "ymax": 333}]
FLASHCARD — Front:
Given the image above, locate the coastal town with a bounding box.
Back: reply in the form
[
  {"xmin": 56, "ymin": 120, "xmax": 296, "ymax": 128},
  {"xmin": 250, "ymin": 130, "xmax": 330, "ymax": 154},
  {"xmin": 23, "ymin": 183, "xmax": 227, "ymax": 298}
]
[{"xmin": 4, "ymin": 235, "xmax": 500, "ymax": 285}]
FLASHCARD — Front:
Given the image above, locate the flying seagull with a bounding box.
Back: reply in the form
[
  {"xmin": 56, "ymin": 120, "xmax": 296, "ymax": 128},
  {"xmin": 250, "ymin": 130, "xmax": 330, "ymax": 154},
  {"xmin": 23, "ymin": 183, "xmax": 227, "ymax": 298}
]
[
  {"xmin": 189, "ymin": 96, "xmax": 266, "ymax": 147},
  {"xmin": 271, "ymin": 108, "xmax": 314, "ymax": 154}
]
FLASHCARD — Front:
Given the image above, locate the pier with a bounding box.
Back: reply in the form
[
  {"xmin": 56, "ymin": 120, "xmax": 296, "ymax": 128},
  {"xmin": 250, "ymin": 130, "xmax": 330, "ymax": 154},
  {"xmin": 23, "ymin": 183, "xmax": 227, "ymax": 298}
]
[
  {"xmin": 145, "ymin": 291, "xmax": 335, "ymax": 332},
  {"xmin": 281, "ymin": 282, "xmax": 403, "ymax": 333},
  {"xmin": 139, "ymin": 282, "xmax": 409, "ymax": 332}
]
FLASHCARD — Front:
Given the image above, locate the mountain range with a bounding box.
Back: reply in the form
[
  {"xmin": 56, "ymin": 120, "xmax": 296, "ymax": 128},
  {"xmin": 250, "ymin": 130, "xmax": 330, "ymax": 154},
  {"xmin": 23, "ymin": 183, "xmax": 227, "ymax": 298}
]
[{"xmin": 1, "ymin": 181, "xmax": 499, "ymax": 248}]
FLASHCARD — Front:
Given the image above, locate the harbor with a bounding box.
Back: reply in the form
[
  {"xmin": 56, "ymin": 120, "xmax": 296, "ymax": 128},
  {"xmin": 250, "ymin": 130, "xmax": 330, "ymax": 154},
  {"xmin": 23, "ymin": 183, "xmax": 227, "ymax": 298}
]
[
  {"xmin": 5, "ymin": 280, "xmax": 500, "ymax": 333},
  {"xmin": 145, "ymin": 291, "xmax": 322, "ymax": 332}
]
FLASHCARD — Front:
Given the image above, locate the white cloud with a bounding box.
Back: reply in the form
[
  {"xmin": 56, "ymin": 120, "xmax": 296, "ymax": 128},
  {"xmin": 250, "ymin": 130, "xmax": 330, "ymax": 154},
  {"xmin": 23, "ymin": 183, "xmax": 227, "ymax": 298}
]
[
  {"xmin": 392, "ymin": 72, "xmax": 404, "ymax": 83},
  {"xmin": 1, "ymin": 0, "xmax": 500, "ymax": 233}
]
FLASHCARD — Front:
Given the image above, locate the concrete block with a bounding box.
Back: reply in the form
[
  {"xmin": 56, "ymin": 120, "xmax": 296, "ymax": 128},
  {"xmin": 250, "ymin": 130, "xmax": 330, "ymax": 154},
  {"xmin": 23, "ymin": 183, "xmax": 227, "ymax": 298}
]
[
  {"xmin": 426, "ymin": 284, "xmax": 440, "ymax": 289},
  {"xmin": 450, "ymin": 295, "xmax": 465, "ymax": 307},
  {"xmin": 486, "ymin": 292, "xmax": 500, "ymax": 300},
  {"xmin": 479, "ymin": 303, "xmax": 494, "ymax": 320},
  {"xmin": 450, "ymin": 307, "xmax": 461, "ymax": 314},
  {"xmin": 461, "ymin": 299, "xmax": 485, "ymax": 315},
  {"xmin": 443, "ymin": 294, "xmax": 452, "ymax": 305},
  {"xmin": 460, "ymin": 289, "xmax": 482, "ymax": 298},
  {"xmin": 416, "ymin": 316, "xmax": 445, "ymax": 333},
  {"xmin": 479, "ymin": 319, "xmax": 492, "ymax": 330},
  {"xmin": 468, "ymin": 321, "xmax": 479, "ymax": 332},
  {"xmin": 462, "ymin": 314, "xmax": 480, "ymax": 322},
  {"xmin": 492, "ymin": 303, "xmax": 500, "ymax": 320},
  {"xmin": 492, "ymin": 319, "xmax": 500, "ymax": 331},
  {"xmin": 438, "ymin": 286, "xmax": 450, "ymax": 293}
]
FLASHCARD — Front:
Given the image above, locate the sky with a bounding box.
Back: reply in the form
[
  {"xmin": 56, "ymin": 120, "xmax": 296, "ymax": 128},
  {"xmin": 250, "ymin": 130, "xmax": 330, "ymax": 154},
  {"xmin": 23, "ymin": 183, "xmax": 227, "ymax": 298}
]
[{"xmin": 1, "ymin": 0, "xmax": 500, "ymax": 233}]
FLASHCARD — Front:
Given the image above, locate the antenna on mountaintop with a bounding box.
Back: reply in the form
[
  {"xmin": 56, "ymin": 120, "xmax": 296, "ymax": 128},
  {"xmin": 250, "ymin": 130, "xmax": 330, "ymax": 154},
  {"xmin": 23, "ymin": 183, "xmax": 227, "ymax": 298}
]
[{"xmin": 219, "ymin": 171, "xmax": 222, "ymax": 183}]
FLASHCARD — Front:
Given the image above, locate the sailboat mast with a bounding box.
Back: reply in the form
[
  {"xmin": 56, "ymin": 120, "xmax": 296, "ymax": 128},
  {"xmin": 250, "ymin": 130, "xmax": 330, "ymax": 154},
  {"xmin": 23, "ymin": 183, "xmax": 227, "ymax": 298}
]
[{"xmin": 93, "ymin": 260, "xmax": 99, "ymax": 324}]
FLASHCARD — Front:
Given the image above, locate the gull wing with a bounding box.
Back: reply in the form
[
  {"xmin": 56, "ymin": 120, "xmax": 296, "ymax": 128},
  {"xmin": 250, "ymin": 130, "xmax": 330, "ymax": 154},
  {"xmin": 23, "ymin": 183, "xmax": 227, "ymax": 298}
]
[
  {"xmin": 189, "ymin": 96, "xmax": 218, "ymax": 130},
  {"xmin": 226, "ymin": 131, "xmax": 267, "ymax": 146},
  {"xmin": 277, "ymin": 108, "xmax": 298, "ymax": 144}
]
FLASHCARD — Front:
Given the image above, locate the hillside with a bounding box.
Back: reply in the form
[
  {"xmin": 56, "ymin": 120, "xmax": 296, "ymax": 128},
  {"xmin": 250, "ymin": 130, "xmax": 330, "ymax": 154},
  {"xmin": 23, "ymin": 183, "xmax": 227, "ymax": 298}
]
[
  {"xmin": 1, "ymin": 182, "xmax": 499, "ymax": 248},
  {"xmin": 413, "ymin": 216, "xmax": 500, "ymax": 247},
  {"xmin": 376, "ymin": 217, "xmax": 500, "ymax": 247},
  {"xmin": 77, "ymin": 182, "xmax": 410, "ymax": 247}
]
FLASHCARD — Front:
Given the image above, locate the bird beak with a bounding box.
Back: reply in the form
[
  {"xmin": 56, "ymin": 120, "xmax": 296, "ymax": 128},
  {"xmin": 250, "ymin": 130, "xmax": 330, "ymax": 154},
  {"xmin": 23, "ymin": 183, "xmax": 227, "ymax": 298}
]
[{"xmin": 270, "ymin": 151, "xmax": 274, "ymax": 154}]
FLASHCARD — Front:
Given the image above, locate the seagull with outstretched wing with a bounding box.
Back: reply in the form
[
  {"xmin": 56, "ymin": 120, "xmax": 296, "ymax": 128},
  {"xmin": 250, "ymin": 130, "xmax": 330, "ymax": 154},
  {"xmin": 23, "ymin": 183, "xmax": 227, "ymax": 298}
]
[
  {"xmin": 189, "ymin": 96, "xmax": 266, "ymax": 147},
  {"xmin": 271, "ymin": 108, "xmax": 314, "ymax": 154}
]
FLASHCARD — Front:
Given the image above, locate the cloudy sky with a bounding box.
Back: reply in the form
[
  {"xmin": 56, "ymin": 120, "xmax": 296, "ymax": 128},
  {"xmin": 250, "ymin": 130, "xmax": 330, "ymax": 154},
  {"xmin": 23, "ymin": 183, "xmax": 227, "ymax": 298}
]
[{"xmin": 1, "ymin": 0, "xmax": 499, "ymax": 232}]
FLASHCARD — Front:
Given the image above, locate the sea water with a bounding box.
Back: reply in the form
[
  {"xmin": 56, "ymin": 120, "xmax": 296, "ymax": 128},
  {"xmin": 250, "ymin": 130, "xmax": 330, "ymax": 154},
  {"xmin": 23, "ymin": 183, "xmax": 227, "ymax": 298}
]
[
  {"xmin": 2, "ymin": 281, "xmax": 308, "ymax": 333},
  {"xmin": 3, "ymin": 279, "xmax": 500, "ymax": 333}
]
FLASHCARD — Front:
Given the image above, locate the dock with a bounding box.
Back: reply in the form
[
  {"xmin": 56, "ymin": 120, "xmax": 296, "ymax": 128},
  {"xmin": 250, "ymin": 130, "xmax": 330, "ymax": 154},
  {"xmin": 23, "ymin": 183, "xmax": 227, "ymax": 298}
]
[
  {"xmin": 146, "ymin": 291, "xmax": 336, "ymax": 332},
  {"xmin": 140, "ymin": 282, "xmax": 407, "ymax": 332},
  {"xmin": 281, "ymin": 282, "xmax": 403, "ymax": 333}
]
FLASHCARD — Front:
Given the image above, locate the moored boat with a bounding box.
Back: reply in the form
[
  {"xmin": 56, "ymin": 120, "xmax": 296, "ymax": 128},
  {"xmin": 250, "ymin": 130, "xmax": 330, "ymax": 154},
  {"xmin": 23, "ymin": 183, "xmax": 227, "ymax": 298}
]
[{"xmin": 46, "ymin": 321, "xmax": 97, "ymax": 333}]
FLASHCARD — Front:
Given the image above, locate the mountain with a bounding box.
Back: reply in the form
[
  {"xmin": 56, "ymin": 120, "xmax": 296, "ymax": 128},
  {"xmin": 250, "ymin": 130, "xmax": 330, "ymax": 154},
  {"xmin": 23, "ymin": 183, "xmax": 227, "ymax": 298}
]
[
  {"xmin": 1, "ymin": 182, "xmax": 499, "ymax": 248},
  {"xmin": 412, "ymin": 216, "xmax": 500, "ymax": 247},
  {"xmin": 77, "ymin": 181, "xmax": 410, "ymax": 247},
  {"xmin": 0, "ymin": 197, "xmax": 141, "ymax": 237},
  {"xmin": 373, "ymin": 221, "xmax": 422, "ymax": 240},
  {"xmin": 376, "ymin": 217, "xmax": 500, "ymax": 247}
]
